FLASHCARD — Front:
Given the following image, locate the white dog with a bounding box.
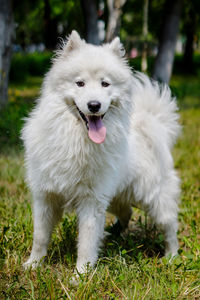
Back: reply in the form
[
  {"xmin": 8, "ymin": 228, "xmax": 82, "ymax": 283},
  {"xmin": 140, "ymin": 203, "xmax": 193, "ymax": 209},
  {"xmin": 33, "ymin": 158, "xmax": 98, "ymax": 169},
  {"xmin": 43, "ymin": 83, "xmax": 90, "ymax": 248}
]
[{"xmin": 22, "ymin": 31, "xmax": 180, "ymax": 273}]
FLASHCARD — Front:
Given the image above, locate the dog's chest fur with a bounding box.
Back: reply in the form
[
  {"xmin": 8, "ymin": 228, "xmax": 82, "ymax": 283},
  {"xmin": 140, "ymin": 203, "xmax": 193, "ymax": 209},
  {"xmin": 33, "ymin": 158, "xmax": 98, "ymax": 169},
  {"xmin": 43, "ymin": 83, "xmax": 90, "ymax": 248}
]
[{"xmin": 25, "ymin": 112, "xmax": 128, "ymax": 208}]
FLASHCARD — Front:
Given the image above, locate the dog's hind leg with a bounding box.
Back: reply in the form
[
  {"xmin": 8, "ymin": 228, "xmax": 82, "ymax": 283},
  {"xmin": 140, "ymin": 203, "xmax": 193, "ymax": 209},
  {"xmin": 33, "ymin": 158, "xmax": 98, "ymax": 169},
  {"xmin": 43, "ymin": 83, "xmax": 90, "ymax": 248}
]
[
  {"xmin": 24, "ymin": 192, "xmax": 63, "ymax": 268},
  {"xmin": 107, "ymin": 205, "xmax": 132, "ymax": 237},
  {"xmin": 162, "ymin": 221, "xmax": 179, "ymax": 257},
  {"xmin": 147, "ymin": 172, "xmax": 180, "ymax": 257},
  {"xmin": 108, "ymin": 194, "xmax": 133, "ymax": 231},
  {"xmin": 146, "ymin": 202, "xmax": 179, "ymax": 258},
  {"xmin": 115, "ymin": 205, "xmax": 132, "ymax": 230},
  {"xmin": 112, "ymin": 205, "xmax": 132, "ymax": 233}
]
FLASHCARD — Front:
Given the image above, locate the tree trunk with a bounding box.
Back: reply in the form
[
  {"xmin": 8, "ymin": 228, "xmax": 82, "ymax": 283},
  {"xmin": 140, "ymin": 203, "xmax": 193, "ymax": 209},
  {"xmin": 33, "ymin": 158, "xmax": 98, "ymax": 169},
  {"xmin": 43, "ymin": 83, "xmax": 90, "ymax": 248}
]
[
  {"xmin": 182, "ymin": 6, "xmax": 196, "ymax": 73},
  {"xmin": 141, "ymin": 0, "xmax": 149, "ymax": 72},
  {"xmin": 152, "ymin": 0, "xmax": 182, "ymax": 84},
  {"xmin": 44, "ymin": 0, "xmax": 59, "ymax": 50},
  {"xmin": 81, "ymin": 0, "xmax": 100, "ymax": 45},
  {"xmin": 0, "ymin": 0, "xmax": 14, "ymax": 109},
  {"xmin": 106, "ymin": 0, "xmax": 127, "ymax": 42}
]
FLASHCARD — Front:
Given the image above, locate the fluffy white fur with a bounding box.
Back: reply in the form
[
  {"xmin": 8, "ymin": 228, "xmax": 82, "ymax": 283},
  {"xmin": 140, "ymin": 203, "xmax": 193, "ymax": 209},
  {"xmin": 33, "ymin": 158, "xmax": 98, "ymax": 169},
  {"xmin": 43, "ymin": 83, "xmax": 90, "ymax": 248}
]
[{"xmin": 22, "ymin": 31, "xmax": 180, "ymax": 273}]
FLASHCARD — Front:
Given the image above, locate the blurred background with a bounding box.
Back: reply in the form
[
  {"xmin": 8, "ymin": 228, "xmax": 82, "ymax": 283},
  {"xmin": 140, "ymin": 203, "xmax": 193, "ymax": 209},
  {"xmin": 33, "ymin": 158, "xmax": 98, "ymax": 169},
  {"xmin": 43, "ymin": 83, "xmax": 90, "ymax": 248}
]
[{"xmin": 0, "ymin": 0, "xmax": 200, "ymax": 146}]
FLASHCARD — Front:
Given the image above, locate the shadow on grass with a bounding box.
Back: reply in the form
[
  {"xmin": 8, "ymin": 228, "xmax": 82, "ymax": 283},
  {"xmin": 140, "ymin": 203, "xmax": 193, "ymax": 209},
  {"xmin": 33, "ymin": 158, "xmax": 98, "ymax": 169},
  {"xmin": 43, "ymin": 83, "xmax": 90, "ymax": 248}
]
[
  {"xmin": 47, "ymin": 214, "xmax": 165, "ymax": 267},
  {"xmin": 103, "ymin": 220, "xmax": 165, "ymax": 261}
]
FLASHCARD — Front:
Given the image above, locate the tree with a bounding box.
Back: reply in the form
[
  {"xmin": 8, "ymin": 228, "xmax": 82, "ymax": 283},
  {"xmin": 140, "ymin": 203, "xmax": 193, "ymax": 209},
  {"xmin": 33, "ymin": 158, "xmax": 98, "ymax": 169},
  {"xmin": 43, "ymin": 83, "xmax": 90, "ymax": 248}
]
[
  {"xmin": 182, "ymin": 0, "xmax": 200, "ymax": 73},
  {"xmin": 152, "ymin": 0, "xmax": 182, "ymax": 84},
  {"xmin": 14, "ymin": 0, "xmax": 84, "ymax": 50},
  {"xmin": 81, "ymin": 0, "xmax": 100, "ymax": 45},
  {"xmin": 141, "ymin": 0, "xmax": 149, "ymax": 72},
  {"xmin": 0, "ymin": 0, "xmax": 14, "ymax": 109},
  {"xmin": 44, "ymin": 0, "xmax": 59, "ymax": 50},
  {"xmin": 106, "ymin": 0, "xmax": 127, "ymax": 42}
]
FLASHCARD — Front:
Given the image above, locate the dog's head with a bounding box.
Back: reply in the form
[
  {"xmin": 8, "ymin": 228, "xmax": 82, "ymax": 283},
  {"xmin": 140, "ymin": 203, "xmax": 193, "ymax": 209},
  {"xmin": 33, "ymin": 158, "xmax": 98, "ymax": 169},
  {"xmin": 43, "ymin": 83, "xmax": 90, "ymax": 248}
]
[{"xmin": 47, "ymin": 31, "xmax": 133, "ymax": 144}]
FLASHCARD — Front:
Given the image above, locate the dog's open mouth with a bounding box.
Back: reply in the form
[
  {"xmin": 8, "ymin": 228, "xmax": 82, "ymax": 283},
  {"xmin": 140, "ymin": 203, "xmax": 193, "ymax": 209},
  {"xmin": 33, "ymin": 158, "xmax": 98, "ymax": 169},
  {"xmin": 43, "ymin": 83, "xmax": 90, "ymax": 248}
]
[{"xmin": 76, "ymin": 105, "xmax": 106, "ymax": 144}]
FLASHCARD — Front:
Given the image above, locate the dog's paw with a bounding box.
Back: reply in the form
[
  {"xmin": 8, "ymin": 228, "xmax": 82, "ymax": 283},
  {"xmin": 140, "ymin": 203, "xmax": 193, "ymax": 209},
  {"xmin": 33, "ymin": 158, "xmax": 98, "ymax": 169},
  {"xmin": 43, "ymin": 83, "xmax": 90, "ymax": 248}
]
[
  {"xmin": 23, "ymin": 260, "xmax": 36, "ymax": 270},
  {"xmin": 69, "ymin": 269, "xmax": 87, "ymax": 286},
  {"xmin": 165, "ymin": 246, "xmax": 178, "ymax": 257},
  {"xmin": 23, "ymin": 257, "xmax": 43, "ymax": 270},
  {"xmin": 164, "ymin": 250, "xmax": 179, "ymax": 263},
  {"xmin": 69, "ymin": 272, "xmax": 80, "ymax": 286}
]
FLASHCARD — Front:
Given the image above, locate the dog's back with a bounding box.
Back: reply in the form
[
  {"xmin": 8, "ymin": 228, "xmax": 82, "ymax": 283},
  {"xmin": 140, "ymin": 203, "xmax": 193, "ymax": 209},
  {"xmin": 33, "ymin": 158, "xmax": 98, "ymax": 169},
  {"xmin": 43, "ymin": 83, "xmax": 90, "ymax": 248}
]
[{"xmin": 132, "ymin": 72, "xmax": 181, "ymax": 149}]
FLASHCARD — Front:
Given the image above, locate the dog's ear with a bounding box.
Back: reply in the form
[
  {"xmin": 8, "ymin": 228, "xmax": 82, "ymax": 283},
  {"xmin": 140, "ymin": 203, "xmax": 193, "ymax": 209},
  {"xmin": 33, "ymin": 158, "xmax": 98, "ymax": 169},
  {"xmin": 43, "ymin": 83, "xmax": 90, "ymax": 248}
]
[
  {"xmin": 108, "ymin": 37, "xmax": 126, "ymax": 58},
  {"xmin": 64, "ymin": 30, "xmax": 85, "ymax": 53}
]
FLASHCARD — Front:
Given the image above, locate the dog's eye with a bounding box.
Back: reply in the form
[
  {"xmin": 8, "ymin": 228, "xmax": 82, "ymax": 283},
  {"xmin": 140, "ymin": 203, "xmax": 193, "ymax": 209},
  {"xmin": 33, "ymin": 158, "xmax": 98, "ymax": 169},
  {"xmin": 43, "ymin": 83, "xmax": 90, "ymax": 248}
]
[
  {"xmin": 76, "ymin": 81, "xmax": 85, "ymax": 87},
  {"xmin": 101, "ymin": 81, "xmax": 110, "ymax": 87}
]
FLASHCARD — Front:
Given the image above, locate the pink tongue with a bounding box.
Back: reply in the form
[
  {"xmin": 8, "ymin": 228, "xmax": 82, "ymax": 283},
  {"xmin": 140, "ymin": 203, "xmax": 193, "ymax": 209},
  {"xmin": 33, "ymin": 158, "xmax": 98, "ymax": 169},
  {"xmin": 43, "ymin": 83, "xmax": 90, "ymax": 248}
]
[{"xmin": 88, "ymin": 116, "xmax": 106, "ymax": 144}]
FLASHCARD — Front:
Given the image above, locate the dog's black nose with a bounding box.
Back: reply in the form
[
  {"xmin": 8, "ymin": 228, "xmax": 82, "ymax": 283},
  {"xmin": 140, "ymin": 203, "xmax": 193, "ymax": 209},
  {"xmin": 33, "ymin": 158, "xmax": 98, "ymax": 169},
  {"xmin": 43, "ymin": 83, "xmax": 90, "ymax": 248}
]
[{"xmin": 87, "ymin": 101, "xmax": 101, "ymax": 113}]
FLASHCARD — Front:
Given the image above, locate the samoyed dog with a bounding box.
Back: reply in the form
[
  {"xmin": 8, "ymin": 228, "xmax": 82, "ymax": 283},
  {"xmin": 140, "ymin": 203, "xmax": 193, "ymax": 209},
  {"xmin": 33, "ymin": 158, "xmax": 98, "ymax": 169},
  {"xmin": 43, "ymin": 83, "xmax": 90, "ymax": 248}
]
[{"xmin": 22, "ymin": 31, "xmax": 180, "ymax": 273}]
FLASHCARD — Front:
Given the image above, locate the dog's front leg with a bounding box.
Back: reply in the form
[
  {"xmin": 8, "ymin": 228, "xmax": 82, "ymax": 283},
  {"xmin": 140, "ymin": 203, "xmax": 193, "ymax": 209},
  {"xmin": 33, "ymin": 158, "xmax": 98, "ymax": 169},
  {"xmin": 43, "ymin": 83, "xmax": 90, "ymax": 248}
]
[
  {"xmin": 24, "ymin": 192, "xmax": 63, "ymax": 269},
  {"xmin": 76, "ymin": 203, "xmax": 106, "ymax": 274}
]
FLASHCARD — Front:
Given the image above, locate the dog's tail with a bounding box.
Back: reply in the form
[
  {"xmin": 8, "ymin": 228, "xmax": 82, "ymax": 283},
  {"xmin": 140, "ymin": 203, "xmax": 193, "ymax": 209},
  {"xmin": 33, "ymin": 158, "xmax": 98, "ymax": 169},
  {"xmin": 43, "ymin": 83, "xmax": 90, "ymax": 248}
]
[{"xmin": 132, "ymin": 72, "xmax": 181, "ymax": 148}]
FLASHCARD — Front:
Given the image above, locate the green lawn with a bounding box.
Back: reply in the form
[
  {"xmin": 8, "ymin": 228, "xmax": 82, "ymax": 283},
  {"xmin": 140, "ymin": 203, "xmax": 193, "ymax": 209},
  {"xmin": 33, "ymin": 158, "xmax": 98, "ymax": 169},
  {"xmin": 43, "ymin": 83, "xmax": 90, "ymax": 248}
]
[{"xmin": 0, "ymin": 75, "xmax": 200, "ymax": 299}]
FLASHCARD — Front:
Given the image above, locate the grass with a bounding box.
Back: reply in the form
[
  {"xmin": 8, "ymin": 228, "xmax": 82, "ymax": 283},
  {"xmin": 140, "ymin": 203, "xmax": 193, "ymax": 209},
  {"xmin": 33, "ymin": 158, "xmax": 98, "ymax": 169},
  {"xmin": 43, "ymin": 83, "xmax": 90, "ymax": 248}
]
[{"xmin": 0, "ymin": 74, "xmax": 200, "ymax": 299}]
